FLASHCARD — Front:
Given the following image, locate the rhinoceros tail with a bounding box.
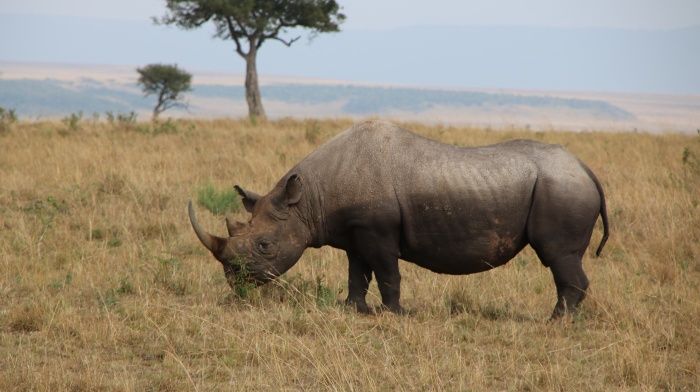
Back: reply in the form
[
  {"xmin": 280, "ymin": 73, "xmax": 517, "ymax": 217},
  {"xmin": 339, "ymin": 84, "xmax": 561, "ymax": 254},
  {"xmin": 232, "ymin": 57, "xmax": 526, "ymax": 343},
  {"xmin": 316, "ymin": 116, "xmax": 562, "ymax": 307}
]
[
  {"xmin": 594, "ymin": 187, "xmax": 610, "ymax": 257},
  {"xmin": 580, "ymin": 163, "xmax": 609, "ymax": 257}
]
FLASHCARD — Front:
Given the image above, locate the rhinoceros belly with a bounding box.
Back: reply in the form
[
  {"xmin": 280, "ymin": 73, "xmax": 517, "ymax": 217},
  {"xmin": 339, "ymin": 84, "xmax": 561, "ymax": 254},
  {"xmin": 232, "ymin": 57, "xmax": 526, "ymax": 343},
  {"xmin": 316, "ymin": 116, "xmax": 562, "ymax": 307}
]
[{"xmin": 395, "ymin": 155, "xmax": 536, "ymax": 274}]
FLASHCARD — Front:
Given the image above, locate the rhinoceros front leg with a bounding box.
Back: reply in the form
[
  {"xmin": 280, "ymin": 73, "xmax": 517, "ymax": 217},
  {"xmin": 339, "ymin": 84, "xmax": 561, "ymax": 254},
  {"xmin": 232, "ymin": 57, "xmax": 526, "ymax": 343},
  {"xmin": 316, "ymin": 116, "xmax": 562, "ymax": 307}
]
[
  {"xmin": 372, "ymin": 257, "xmax": 403, "ymax": 314},
  {"xmin": 345, "ymin": 250, "xmax": 372, "ymax": 314},
  {"xmin": 351, "ymin": 230, "xmax": 404, "ymax": 314}
]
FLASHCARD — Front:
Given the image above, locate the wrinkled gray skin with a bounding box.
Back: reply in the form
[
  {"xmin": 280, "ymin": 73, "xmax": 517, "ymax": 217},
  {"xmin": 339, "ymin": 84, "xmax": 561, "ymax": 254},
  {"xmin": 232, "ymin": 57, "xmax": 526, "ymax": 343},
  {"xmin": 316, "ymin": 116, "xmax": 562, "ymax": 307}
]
[{"xmin": 189, "ymin": 120, "xmax": 609, "ymax": 318}]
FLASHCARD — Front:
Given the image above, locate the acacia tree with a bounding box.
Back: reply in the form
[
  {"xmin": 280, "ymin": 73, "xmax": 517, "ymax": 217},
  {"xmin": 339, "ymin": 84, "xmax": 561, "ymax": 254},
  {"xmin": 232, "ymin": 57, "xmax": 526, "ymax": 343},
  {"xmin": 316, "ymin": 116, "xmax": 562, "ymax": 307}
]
[
  {"xmin": 137, "ymin": 63, "xmax": 192, "ymax": 120},
  {"xmin": 157, "ymin": 0, "xmax": 345, "ymax": 120}
]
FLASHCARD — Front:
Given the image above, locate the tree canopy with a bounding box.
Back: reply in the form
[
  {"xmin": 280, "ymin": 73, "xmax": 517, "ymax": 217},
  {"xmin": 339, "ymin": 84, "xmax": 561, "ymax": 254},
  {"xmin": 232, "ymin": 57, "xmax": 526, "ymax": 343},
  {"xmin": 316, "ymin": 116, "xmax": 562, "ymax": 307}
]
[{"xmin": 157, "ymin": 0, "xmax": 345, "ymax": 119}]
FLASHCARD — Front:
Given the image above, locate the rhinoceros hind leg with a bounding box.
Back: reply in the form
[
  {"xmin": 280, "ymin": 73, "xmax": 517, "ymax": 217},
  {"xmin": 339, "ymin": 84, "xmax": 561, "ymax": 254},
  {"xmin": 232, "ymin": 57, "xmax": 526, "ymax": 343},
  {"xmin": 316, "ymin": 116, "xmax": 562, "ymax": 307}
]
[
  {"xmin": 526, "ymin": 176, "xmax": 598, "ymax": 319},
  {"xmin": 546, "ymin": 253, "xmax": 589, "ymax": 319},
  {"xmin": 526, "ymin": 210, "xmax": 593, "ymax": 318}
]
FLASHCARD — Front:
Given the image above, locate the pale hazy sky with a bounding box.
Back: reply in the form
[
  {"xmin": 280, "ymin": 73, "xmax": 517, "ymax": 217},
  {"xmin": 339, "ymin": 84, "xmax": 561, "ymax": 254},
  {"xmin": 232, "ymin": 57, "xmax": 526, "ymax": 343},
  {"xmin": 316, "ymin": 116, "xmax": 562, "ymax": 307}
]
[
  {"xmin": 2, "ymin": 0, "xmax": 699, "ymax": 29},
  {"xmin": 1, "ymin": 1, "xmax": 699, "ymax": 93}
]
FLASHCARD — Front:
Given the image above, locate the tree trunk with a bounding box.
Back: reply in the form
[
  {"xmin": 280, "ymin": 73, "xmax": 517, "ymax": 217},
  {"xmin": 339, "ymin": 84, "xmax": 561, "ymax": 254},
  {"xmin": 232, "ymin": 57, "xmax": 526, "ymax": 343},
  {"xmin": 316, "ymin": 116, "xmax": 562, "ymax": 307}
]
[
  {"xmin": 244, "ymin": 49, "xmax": 266, "ymax": 120},
  {"xmin": 153, "ymin": 89, "xmax": 165, "ymax": 121}
]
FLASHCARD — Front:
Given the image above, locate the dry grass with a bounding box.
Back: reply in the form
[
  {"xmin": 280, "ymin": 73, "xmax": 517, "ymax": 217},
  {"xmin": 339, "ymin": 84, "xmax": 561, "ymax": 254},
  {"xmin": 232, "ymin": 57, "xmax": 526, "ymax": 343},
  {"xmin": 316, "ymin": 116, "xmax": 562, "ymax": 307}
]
[{"xmin": 0, "ymin": 118, "xmax": 698, "ymax": 391}]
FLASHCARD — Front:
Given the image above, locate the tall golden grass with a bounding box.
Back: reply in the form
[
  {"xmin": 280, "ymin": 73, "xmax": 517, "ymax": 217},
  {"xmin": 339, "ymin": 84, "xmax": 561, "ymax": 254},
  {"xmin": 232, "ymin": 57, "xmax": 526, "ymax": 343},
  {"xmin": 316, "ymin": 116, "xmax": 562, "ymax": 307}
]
[{"xmin": 1, "ymin": 118, "xmax": 698, "ymax": 390}]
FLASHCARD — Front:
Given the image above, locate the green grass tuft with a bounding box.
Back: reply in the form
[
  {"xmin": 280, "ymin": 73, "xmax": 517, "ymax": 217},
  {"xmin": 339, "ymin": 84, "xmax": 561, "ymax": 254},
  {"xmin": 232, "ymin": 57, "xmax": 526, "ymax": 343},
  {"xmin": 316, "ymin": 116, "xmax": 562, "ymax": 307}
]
[{"xmin": 196, "ymin": 183, "xmax": 241, "ymax": 215}]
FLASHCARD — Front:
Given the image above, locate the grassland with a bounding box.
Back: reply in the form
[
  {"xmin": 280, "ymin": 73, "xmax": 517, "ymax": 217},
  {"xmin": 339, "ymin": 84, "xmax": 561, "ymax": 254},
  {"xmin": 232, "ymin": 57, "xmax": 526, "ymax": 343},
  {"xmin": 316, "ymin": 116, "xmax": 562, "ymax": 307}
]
[{"xmin": 0, "ymin": 118, "xmax": 698, "ymax": 391}]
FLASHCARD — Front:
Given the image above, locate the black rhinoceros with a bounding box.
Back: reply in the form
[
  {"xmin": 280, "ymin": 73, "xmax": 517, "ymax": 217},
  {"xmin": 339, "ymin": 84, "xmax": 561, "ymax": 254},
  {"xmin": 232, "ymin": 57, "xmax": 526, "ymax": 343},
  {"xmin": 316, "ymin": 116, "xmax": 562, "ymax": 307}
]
[{"xmin": 188, "ymin": 120, "xmax": 609, "ymax": 318}]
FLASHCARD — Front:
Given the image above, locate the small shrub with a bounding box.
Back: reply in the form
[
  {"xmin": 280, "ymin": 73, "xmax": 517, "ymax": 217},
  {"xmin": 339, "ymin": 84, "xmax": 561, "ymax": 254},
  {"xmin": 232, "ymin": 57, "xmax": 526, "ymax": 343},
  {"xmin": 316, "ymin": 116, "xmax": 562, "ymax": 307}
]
[
  {"xmin": 97, "ymin": 277, "xmax": 138, "ymax": 309},
  {"xmin": 682, "ymin": 147, "xmax": 691, "ymax": 164},
  {"xmin": 107, "ymin": 117, "xmax": 186, "ymax": 136},
  {"xmin": 117, "ymin": 111, "xmax": 137, "ymax": 125},
  {"xmin": 152, "ymin": 119, "xmax": 179, "ymax": 135},
  {"xmin": 197, "ymin": 183, "xmax": 240, "ymax": 215},
  {"xmin": 116, "ymin": 276, "xmax": 134, "ymax": 295},
  {"xmin": 0, "ymin": 106, "xmax": 18, "ymax": 122},
  {"xmin": 61, "ymin": 111, "xmax": 83, "ymax": 133},
  {"xmin": 49, "ymin": 272, "xmax": 73, "ymax": 291},
  {"xmin": 89, "ymin": 228, "xmax": 105, "ymax": 241},
  {"xmin": 106, "ymin": 111, "xmax": 138, "ymax": 129},
  {"xmin": 107, "ymin": 237, "xmax": 123, "ymax": 248},
  {"xmin": 0, "ymin": 106, "xmax": 18, "ymax": 134},
  {"xmin": 87, "ymin": 226, "xmax": 121, "ymax": 245},
  {"xmin": 99, "ymin": 289, "xmax": 119, "ymax": 309},
  {"xmin": 682, "ymin": 146, "xmax": 700, "ymax": 174},
  {"xmin": 315, "ymin": 276, "xmax": 335, "ymax": 307},
  {"xmin": 22, "ymin": 196, "xmax": 68, "ymax": 232}
]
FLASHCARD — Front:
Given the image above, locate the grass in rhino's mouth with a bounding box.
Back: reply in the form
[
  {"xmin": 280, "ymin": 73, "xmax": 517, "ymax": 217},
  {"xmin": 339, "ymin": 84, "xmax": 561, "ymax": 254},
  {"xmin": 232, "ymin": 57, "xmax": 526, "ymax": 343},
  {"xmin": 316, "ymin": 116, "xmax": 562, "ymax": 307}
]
[{"xmin": 227, "ymin": 259, "xmax": 257, "ymax": 299}]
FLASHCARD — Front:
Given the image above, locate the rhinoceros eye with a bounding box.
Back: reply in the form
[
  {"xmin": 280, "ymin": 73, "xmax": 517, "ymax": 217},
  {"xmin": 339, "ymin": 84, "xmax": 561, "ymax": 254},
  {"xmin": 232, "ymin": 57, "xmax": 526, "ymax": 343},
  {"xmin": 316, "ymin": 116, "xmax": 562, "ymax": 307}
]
[{"xmin": 257, "ymin": 239, "xmax": 272, "ymax": 254}]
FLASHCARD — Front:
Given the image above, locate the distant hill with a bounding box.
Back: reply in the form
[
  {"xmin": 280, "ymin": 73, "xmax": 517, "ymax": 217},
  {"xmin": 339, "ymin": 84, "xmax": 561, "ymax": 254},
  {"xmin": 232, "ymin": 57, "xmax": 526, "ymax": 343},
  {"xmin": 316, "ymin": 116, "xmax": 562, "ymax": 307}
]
[
  {"xmin": 1, "ymin": 63, "xmax": 699, "ymax": 133},
  {"xmin": 0, "ymin": 79, "xmax": 150, "ymax": 116},
  {"xmin": 194, "ymin": 84, "xmax": 634, "ymax": 119},
  {"xmin": 0, "ymin": 78, "xmax": 633, "ymax": 121}
]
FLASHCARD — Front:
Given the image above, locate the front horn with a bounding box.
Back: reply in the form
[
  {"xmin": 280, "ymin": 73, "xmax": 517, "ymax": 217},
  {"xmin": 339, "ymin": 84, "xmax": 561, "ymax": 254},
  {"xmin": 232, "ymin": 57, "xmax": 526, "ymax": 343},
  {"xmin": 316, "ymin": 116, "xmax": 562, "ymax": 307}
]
[{"xmin": 188, "ymin": 201, "xmax": 225, "ymax": 255}]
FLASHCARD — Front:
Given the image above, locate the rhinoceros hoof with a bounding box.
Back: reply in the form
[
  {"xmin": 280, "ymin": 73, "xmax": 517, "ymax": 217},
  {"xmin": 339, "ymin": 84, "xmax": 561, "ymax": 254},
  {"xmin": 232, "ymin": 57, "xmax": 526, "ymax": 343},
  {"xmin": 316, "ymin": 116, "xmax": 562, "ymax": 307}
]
[{"xmin": 341, "ymin": 299, "xmax": 373, "ymax": 315}]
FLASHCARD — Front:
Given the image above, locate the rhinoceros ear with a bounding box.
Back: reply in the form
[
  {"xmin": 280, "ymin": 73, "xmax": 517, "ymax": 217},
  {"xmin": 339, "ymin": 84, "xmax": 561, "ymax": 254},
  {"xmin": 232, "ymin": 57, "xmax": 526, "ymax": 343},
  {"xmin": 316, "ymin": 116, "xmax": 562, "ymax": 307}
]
[
  {"xmin": 282, "ymin": 174, "xmax": 303, "ymax": 206},
  {"xmin": 234, "ymin": 185, "xmax": 260, "ymax": 213}
]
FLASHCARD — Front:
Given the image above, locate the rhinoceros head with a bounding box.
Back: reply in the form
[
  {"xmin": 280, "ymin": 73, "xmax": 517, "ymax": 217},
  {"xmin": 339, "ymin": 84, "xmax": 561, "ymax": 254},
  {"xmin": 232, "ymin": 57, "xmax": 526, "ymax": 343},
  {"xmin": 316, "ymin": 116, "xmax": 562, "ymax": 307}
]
[{"xmin": 188, "ymin": 174, "xmax": 309, "ymax": 288}]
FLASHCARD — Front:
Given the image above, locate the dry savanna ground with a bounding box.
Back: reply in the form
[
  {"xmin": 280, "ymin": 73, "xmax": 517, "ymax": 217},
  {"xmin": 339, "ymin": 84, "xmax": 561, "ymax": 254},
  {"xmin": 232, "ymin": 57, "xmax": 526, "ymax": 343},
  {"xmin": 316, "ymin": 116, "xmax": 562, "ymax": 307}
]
[{"xmin": 0, "ymin": 118, "xmax": 699, "ymax": 391}]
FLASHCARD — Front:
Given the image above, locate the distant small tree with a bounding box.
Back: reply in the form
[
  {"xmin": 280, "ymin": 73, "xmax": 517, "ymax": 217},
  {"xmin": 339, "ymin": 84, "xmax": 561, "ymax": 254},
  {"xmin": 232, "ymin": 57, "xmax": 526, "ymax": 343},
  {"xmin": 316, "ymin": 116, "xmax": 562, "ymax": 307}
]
[
  {"xmin": 0, "ymin": 106, "xmax": 18, "ymax": 134},
  {"xmin": 136, "ymin": 64, "xmax": 192, "ymax": 120},
  {"xmin": 157, "ymin": 0, "xmax": 345, "ymax": 120}
]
